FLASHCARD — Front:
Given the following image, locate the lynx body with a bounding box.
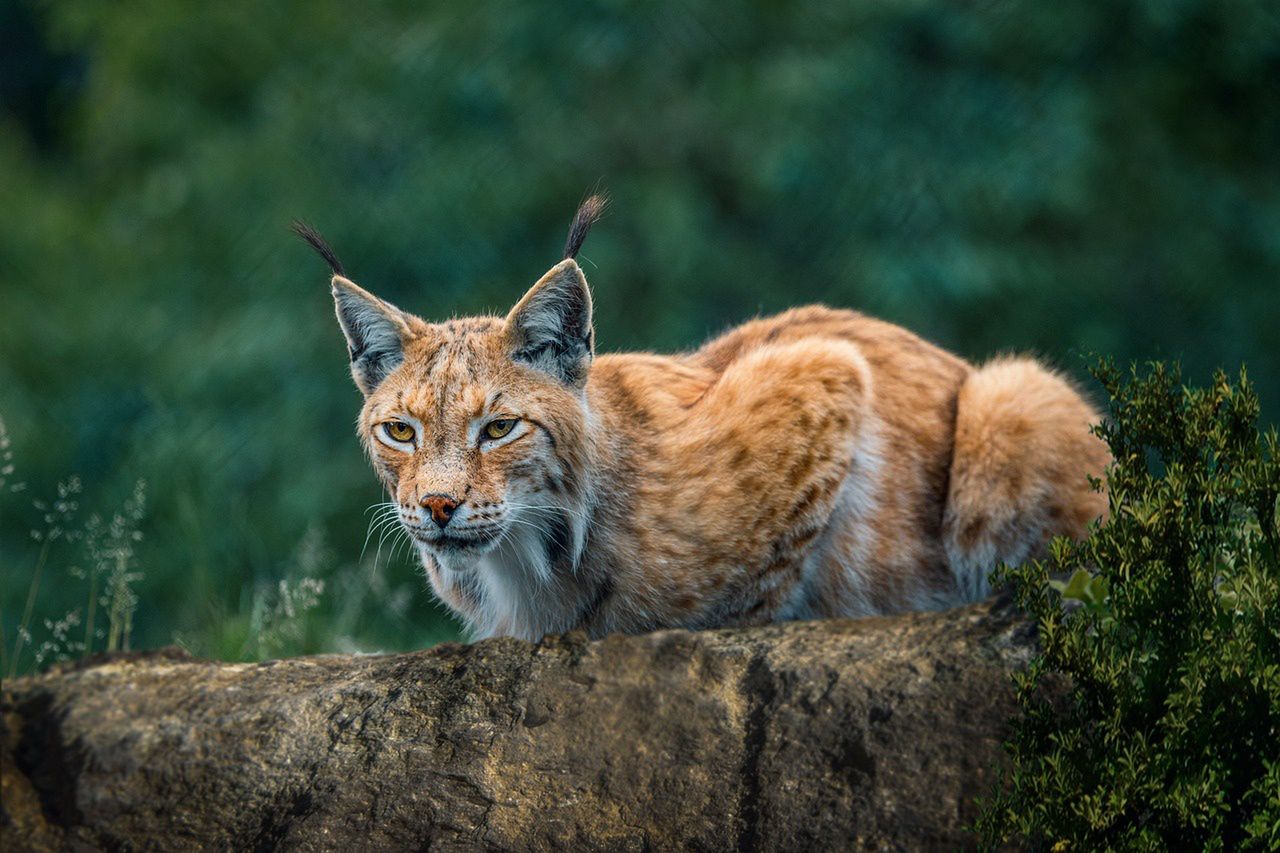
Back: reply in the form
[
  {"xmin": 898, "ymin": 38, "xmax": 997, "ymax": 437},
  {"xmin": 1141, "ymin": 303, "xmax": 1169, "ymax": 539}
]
[{"xmin": 300, "ymin": 200, "xmax": 1109, "ymax": 641}]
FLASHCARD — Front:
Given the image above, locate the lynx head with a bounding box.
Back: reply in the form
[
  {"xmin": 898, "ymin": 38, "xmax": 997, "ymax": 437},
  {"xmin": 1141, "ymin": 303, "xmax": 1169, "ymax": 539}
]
[{"xmin": 295, "ymin": 197, "xmax": 605, "ymax": 583}]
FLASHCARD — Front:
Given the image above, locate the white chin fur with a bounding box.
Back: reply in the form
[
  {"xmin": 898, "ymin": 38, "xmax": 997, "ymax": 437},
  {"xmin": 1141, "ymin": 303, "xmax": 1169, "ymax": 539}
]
[
  {"xmin": 415, "ymin": 504, "xmax": 590, "ymax": 642},
  {"xmin": 420, "ymin": 540, "xmax": 488, "ymax": 574}
]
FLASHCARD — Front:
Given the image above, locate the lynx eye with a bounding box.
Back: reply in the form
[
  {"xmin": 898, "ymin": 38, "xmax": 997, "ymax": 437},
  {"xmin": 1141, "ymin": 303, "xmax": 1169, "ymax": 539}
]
[
  {"xmin": 483, "ymin": 418, "xmax": 517, "ymax": 441},
  {"xmin": 383, "ymin": 421, "xmax": 415, "ymax": 444}
]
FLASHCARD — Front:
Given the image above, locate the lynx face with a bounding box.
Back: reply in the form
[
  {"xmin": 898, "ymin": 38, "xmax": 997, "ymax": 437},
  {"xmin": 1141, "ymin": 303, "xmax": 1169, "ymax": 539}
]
[
  {"xmin": 354, "ymin": 306, "xmax": 593, "ymax": 576},
  {"xmin": 325, "ymin": 254, "xmax": 597, "ymax": 583}
]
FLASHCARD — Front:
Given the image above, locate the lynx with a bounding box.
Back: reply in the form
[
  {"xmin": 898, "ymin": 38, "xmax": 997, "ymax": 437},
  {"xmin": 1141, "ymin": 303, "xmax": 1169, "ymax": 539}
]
[{"xmin": 296, "ymin": 197, "xmax": 1109, "ymax": 641}]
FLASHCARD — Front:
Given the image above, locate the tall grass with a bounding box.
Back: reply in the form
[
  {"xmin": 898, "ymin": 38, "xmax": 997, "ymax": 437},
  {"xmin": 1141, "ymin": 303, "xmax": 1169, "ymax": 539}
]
[
  {"xmin": 2, "ymin": 467, "xmax": 153, "ymax": 678},
  {"xmin": 1, "ymin": 409, "xmax": 459, "ymax": 678}
]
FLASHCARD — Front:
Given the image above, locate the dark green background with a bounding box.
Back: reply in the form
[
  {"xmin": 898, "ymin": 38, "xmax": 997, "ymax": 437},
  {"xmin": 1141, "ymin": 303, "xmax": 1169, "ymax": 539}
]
[{"xmin": 2, "ymin": 0, "xmax": 1277, "ymax": 667}]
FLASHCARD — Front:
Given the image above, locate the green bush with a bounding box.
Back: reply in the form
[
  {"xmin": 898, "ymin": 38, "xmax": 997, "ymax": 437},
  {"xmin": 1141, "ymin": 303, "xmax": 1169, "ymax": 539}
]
[{"xmin": 977, "ymin": 363, "xmax": 1280, "ymax": 850}]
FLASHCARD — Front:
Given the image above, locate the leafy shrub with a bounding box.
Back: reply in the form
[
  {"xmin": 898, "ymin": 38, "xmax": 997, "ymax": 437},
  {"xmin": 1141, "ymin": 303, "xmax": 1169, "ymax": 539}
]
[{"xmin": 977, "ymin": 363, "xmax": 1279, "ymax": 850}]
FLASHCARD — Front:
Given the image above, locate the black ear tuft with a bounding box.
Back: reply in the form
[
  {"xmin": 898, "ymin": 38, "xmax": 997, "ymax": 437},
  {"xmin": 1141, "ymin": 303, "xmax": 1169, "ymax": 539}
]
[
  {"xmin": 291, "ymin": 220, "xmax": 346, "ymax": 277},
  {"xmin": 562, "ymin": 194, "xmax": 608, "ymax": 261}
]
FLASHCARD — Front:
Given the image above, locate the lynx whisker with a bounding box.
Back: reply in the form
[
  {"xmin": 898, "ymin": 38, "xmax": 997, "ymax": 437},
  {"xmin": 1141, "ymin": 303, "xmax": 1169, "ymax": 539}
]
[
  {"xmin": 505, "ymin": 501, "xmax": 591, "ymax": 524},
  {"xmin": 360, "ymin": 509, "xmax": 403, "ymax": 562}
]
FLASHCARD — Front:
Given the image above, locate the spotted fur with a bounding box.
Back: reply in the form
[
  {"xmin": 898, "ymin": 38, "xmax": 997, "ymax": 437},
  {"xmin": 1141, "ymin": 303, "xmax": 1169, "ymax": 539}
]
[{"xmin": 308, "ymin": 202, "xmax": 1109, "ymax": 641}]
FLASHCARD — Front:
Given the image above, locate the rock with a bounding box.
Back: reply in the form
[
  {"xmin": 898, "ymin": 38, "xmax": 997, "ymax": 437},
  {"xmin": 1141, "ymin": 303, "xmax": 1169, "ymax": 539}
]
[{"xmin": 1, "ymin": 599, "xmax": 1031, "ymax": 851}]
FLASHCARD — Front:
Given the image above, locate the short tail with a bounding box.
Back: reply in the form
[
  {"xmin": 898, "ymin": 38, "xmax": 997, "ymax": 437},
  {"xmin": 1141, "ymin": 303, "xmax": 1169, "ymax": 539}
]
[{"xmin": 943, "ymin": 356, "xmax": 1110, "ymax": 599}]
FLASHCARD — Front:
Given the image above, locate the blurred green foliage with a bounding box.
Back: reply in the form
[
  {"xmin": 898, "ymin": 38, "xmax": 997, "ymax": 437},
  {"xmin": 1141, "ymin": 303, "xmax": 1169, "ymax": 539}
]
[{"xmin": 2, "ymin": 0, "xmax": 1278, "ymax": 667}]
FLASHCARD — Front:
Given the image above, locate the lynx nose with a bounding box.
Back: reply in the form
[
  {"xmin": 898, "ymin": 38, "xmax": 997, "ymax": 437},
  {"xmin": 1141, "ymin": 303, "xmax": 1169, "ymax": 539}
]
[{"xmin": 420, "ymin": 494, "xmax": 461, "ymax": 529}]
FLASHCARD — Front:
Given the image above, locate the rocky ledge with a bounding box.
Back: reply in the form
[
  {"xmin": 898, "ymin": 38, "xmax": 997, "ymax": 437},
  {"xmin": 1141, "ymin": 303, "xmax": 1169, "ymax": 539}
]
[{"xmin": 2, "ymin": 599, "xmax": 1032, "ymax": 851}]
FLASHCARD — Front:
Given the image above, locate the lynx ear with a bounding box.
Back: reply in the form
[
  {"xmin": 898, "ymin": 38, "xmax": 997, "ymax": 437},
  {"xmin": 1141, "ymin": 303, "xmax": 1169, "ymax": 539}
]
[
  {"xmin": 292, "ymin": 221, "xmax": 414, "ymax": 396},
  {"xmin": 332, "ymin": 275, "xmax": 414, "ymax": 396},
  {"xmin": 505, "ymin": 259, "xmax": 594, "ymax": 387}
]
